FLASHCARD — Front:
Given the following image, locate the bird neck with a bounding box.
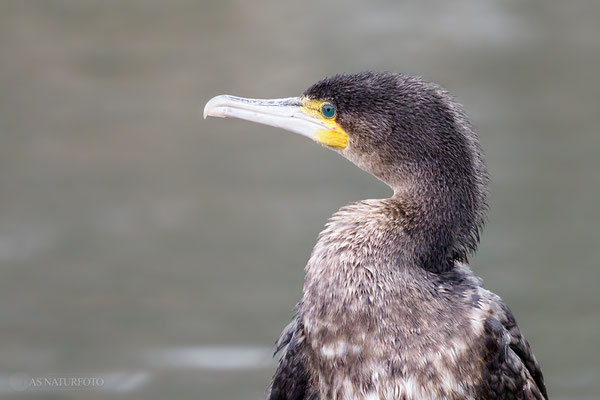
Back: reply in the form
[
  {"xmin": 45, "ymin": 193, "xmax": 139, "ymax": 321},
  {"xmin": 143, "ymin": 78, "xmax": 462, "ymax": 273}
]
[
  {"xmin": 343, "ymin": 134, "xmax": 486, "ymax": 274},
  {"xmin": 304, "ymin": 163, "xmax": 484, "ymax": 289},
  {"xmin": 392, "ymin": 174, "xmax": 483, "ymax": 273}
]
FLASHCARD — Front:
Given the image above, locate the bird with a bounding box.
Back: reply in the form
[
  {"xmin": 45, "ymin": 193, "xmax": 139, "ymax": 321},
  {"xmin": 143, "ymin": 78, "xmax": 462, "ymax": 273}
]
[{"xmin": 203, "ymin": 71, "xmax": 547, "ymax": 400}]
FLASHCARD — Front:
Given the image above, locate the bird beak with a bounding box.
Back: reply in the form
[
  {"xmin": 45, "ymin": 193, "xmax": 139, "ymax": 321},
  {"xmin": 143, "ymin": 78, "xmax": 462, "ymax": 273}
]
[{"xmin": 203, "ymin": 95, "xmax": 348, "ymax": 149}]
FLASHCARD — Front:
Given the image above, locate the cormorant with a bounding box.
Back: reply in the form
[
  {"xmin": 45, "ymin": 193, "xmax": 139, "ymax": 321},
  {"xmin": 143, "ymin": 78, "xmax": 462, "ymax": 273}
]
[{"xmin": 203, "ymin": 72, "xmax": 547, "ymax": 400}]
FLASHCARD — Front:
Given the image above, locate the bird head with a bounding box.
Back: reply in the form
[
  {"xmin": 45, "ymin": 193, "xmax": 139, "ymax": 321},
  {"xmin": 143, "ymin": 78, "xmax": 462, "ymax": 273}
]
[{"xmin": 204, "ymin": 72, "xmax": 485, "ymax": 200}]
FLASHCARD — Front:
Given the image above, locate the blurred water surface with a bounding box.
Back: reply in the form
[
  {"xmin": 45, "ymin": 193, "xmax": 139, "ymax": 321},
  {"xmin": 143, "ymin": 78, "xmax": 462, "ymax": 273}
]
[{"xmin": 0, "ymin": 0, "xmax": 599, "ymax": 399}]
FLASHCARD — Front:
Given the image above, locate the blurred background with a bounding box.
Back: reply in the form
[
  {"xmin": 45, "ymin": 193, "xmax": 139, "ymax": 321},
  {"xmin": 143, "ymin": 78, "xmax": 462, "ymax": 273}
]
[{"xmin": 1, "ymin": 0, "xmax": 598, "ymax": 399}]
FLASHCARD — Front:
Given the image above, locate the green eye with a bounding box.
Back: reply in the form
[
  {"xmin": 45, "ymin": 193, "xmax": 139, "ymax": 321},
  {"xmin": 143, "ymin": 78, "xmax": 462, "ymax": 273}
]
[{"xmin": 321, "ymin": 103, "xmax": 336, "ymax": 119}]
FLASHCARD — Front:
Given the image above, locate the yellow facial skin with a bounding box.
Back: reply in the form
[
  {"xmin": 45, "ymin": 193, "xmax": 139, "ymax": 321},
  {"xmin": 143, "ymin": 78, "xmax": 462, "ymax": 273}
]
[{"xmin": 301, "ymin": 98, "xmax": 349, "ymax": 149}]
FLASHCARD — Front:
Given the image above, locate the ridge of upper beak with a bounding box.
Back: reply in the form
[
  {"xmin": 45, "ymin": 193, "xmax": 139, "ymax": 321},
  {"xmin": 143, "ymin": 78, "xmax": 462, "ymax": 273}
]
[{"xmin": 203, "ymin": 95, "xmax": 301, "ymax": 119}]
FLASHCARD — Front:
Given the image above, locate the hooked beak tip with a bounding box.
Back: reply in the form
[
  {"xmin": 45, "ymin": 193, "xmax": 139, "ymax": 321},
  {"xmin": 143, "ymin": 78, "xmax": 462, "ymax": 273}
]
[
  {"xmin": 203, "ymin": 95, "xmax": 232, "ymax": 120},
  {"xmin": 202, "ymin": 103, "xmax": 210, "ymax": 119}
]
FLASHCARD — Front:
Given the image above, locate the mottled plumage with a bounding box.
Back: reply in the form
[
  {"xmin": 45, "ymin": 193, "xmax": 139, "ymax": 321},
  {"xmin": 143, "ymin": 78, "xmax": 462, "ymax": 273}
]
[{"xmin": 264, "ymin": 72, "xmax": 546, "ymax": 399}]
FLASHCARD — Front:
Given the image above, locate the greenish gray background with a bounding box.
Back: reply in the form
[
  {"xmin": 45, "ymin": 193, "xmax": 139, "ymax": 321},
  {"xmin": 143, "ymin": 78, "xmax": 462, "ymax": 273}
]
[{"xmin": 1, "ymin": 1, "xmax": 598, "ymax": 399}]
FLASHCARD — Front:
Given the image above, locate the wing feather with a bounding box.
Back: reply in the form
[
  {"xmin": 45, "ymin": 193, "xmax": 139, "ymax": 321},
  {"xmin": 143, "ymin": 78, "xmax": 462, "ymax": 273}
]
[
  {"xmin": 267, "ymin": 318, "xmax": 315, "ymax": 400},
  {"xmin": 483, "ymin": 294, "xmax": 547, "ymax": 399}
]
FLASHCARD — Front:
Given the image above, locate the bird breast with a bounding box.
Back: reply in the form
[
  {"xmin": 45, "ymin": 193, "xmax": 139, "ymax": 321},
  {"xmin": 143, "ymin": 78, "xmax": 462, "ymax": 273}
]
[{"xmin": 299, "ymin": 200, "xmax": 489, "ymax": 399}]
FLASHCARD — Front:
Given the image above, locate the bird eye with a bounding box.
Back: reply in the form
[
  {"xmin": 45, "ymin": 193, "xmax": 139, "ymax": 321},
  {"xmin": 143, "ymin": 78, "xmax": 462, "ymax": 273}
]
[{"xmin": 321, "ymin": 103, "xmax": 336, "ymax": 119}]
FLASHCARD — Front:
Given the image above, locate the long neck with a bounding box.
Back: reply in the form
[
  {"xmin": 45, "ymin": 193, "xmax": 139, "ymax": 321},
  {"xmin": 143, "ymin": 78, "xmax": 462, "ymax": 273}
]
[
  {"xmin": 344, "ymin": 133, "xmax": 486, "ymax": 274},
  {"xmin": 389, "ymin": 131, "xmax": 487, "ymax": 273},
  {"xmin": 394, "ymin": 177, "xmax": 482, "ymax": 273}
]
